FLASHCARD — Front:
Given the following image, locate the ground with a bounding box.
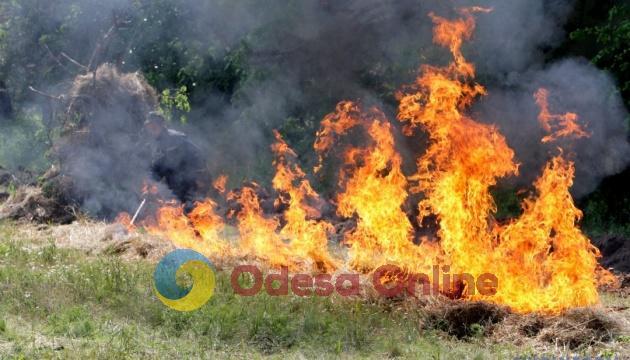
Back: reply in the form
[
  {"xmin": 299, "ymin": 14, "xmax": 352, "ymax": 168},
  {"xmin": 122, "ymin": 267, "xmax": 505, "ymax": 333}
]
[{"xmin": 0, "ymin": 220, "xmax": 628, "ymax": 359}]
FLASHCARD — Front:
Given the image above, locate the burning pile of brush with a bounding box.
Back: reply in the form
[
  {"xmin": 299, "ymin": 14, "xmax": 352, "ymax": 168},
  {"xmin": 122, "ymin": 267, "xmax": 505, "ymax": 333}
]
[{"xmin": 118, "ymin": 8, "xmax": 617, "ymax": 314}]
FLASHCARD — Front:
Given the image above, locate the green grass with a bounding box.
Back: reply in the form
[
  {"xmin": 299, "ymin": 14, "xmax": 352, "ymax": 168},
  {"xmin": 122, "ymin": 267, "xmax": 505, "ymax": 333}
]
[{"xmin": 0, "ymin": 221, "xmax": 623, "ymax": 359}]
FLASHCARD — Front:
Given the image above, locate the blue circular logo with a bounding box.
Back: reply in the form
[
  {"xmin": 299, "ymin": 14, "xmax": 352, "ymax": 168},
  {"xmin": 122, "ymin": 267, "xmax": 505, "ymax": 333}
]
[{"xmin": 153, "ymin": 249, "xmax": 216, "ymax": 311}]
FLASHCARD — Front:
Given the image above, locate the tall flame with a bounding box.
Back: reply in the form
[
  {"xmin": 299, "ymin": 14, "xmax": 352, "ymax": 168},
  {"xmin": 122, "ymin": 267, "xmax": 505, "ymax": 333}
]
[
  {"xmin": 493, "ymin": 156, "xmax": 600, "ymax": 312},
  {"xmin": 315, "ymin": 103, "xmax": 440, "ymax": 273},
  {"xmin": 118, "ymin": 8, "xmax": 608, "ymax": 314},
  {"xmin": 397, "ymin": 7, "xmax": 602, "ymax": 313},
  {"xmin": 229, "ymin": 185, "xmax": 294, "ymax": 268},
  {"xmin": 272, "ymin": 130, "xmax": 338, "ymax": 272},
  {"xmin": 398, "ymin": 7, "xmax": 518, "ymax": 279}
]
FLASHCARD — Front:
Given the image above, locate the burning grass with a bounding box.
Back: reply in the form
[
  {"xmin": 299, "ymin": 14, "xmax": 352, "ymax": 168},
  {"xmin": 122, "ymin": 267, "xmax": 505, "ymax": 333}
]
[
  {"xmin": 0, "ymin": 220, "xmax": 628, "ymax": 359},
  {"xmin": 117, "ymin": 8, "xmax": 614, "ymax": 316},
  {"xmin": 1, "ymin": 6, "xmax": 627, "ymax": 358}
]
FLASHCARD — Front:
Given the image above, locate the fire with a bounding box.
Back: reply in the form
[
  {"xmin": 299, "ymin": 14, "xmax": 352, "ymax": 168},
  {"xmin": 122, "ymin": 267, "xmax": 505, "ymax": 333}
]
[
  {"xmin": 397, "ymin": 7, "xmax": 602, "ymax": 313},
  {"xmin": 493, "ymin": 156, "xmax": 600, "ymax": 312},
  {"xmin": 142, "ymin": 180, "xmax": 159, "ymax": 195},
  {"xmin": 315, "ymin": 104, "xmax": 439, "ymax": 273},
  {"xmin": 398, "ymin": 7, "xmax": 518, "ymax": 282},
  {"xmin": 314, "ymin": 101, "xmax": 363, "ymax": 173},
  {"xmin": 187, "ymin": 199, "xmax": 229, "ymax": 255},
  {"xmin": 534, "ymin": 88, "xmax": 590, "ymax": 143},
  {"xmin": 114, "ymin": 212, "xmax": 134, "ymax": 232},
  {"xmin": 229, "ymin": 185, "xmax": 294, "ymax": 268},
  {"xmin": 145, "ymin": 200, "xmax": 230, "ymax": 261},
  {"xmin": 118, "ymin": 8, "xmax": 608, "ymax": 314},
  {"xmin": 213, "ymin": 175, "xmax": 228, "ymax": 194},
  {"xmin": 272, "ymin": 131, "xmax": 338, "ymax": 272}
]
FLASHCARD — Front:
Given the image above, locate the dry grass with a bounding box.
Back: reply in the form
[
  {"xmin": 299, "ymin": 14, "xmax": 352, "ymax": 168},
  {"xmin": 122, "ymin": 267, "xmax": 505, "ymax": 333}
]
[
  {"xmin": 65, "ymin": 63, "xmax": 158, "ymax": 132},
  {"xmin": 9, "ymin": 220, "xmax": 174, "ymax": 261},
  {"xmin": 493, "ymin": 308, "xmax": 629, "ymax": 357},
  {"xmin": 0, "ymin": 186, "xmax": 75, "ymax": 224},
  {"xmin": 2, "ymin": 219, "xmax": 628, "ymax": 358}
]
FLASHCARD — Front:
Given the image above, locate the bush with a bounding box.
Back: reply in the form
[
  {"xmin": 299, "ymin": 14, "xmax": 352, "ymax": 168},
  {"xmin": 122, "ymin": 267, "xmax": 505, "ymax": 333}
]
[{"xmin": 0, "ymin": 109, "xmax": 51, "ymax": 172}]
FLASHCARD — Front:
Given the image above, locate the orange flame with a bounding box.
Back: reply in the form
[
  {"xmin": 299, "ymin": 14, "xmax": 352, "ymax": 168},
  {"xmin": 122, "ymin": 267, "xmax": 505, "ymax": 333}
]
[
  {"xmin": 230, "ymin": 186, "xmax": 294, "ymax": 268},
  {"xmin": 397, "ymin": 8, "xmax": 602, "ymax": 313},
  {"xmin": 534, "ymin": 88, "xmax": 590, "ymax": 143},
  {"xmin": 493, "ymin": 156, "xmax": 601, "ymax": 312},
  {"xmin": 117, "ymin": 8, "xmax": 608, "ymax": 314},
  {"xmin": 315, "ymin": 104, "xmax": 440, "ymax": 273},
  {"xmin": 142, "ymin": 180, "xmax": 159, "ymax": 195},
  {"xmin": 213, "ymin": 175, "xmax": 228, "ymax": 194},
  {"xmin": 145, "ymin": 200, "xmax": 230, "ymax": 261},
  {"xmin": 272, "ymin": 131, "xmax": 338, "ymax": 271},
  {"xmin": 114, "ymin": 212, "xmax": 135, "ymax": 232},
  {"xmin": 314, "ymin": 101, "xmax": 363, "ymax": 173},
  {"xmin": 399, "ymin": 9, "xmax": 517, "ymax": 280}
]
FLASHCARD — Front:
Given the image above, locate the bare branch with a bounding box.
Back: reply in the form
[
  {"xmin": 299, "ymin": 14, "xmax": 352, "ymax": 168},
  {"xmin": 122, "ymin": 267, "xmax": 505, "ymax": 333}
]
[
  {"xmin": 28, "ymin": 86, "xmax": 63, "ymax": 101},
  {"xmin": 60, "ymin": 52, "xmax": 88, "ymax": 71}
]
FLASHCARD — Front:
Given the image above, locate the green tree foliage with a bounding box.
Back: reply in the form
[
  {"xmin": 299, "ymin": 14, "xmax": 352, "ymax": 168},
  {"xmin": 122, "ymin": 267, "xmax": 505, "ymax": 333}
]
[
  {"xmin": 570, "ymin": 5, "xmax": 630, "ymax": 108},
  {"xmin": 568, "ymin": 4, "xmax": 630, "ymax": 236},
  {"xmin": 0, "ymin": 0, "xmax": 629, "ymax": 233},
  {"xmin": 0, "ymin": 0, "xmax": 251, "ymax": 109},
  {"xmin": 0, "ymin": 110, "xmax": 51, "ymax": 171},
  {"xmin": 160, "ymin": 86, "xmax": 191, "ymax": 124},
  {"xmin": 0, "ymin": 0, "xmax": 254, "ymax": 172}
]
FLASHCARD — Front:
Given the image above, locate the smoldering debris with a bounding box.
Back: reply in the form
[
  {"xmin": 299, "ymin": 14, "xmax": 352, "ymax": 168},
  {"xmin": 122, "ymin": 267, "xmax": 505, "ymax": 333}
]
[
  {"xmin": 52, "ymin": 63, "xmax": 169, "ymax": 219},
  {"xmin": 64, "ymin": 63, "xmax": 158, "ymax": 130},
  {"xmin": 491, "ymin": 308, "xmax": 625, "ymax": 351},
  {"xmin": 0, "ymin": 186, "xmax": 76, "ymax": 224},
  {"xmin": 422, "ymin": 301, "xmax": 510, "ymax": 338},
  {"xmin": 0, "ymin": 166, "xmax": 73, "ymax": 223}
]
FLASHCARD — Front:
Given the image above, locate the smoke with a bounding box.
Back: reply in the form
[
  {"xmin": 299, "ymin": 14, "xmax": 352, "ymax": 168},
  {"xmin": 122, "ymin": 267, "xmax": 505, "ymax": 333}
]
[
  {"xmin": 169, "ymin": 0, "xmax": 440, "ymax": 180},
  {"xmin": 55, "ymin": 64, "xmax": 175, "ymax": 217},
  {"xmin": 469, "ymin": 0, "xmax": 576, "ymax": 76},
  {"xmin": 2, "ymin": 0, "xmax": 628, "ymax": 217},
  {"xmin": 195, "ymin": 0, "xmax": 629, "ymax": 198},
  {"xmin": 475, "ymin": 59, "xmax": 630, "ymax": 196},
  {"xmin": 463, "ymin": 0, "xmax": 630, "ymax": 196}
]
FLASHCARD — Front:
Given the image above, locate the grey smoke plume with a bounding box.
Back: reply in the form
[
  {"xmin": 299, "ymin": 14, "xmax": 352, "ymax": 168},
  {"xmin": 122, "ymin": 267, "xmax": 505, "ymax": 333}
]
[
  {"xmin": 475, "ymin": 59, "xmax": 630, "ymax": 197},
  {"xmin": 187, "ymin": 0, "xmax": 630, "ymax": 198},
  {"xmin": 463, "ymin": 0, "xmax": 630, "ymax": 196},
  {"xmin": 3, "ymin": 0, "xmax": 628, "ymax": 217},
  {"xmin": 469, "ymin": 0, "xmax": 576, "ymax": 76}
]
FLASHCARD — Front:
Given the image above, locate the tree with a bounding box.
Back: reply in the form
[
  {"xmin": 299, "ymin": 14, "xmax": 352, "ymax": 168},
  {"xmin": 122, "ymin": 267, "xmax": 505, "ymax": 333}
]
[{"xmin": 571, "ymin": 5, "xmax": 630, "ymax": 108}]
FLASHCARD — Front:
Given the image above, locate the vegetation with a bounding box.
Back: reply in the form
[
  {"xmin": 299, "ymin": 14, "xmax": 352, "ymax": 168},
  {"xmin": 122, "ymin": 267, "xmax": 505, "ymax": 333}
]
[
  {"xmin": 0, "ymin": 109, "xmax": 51, "ymax": 172},
  {"xmin": 0, "ymin": 221, "xmax": 517, "ymax": 359},
  {"xmin": 0, "ymin": 1, "xmax": 628, "ymax": 229},
  {"xmin": 0, "ymin": 221, "xmax": 627, "ymax": 359},
  {"xmin": 564, "ymin": 4, "xmax": 630, "ymax": 236},
  {"xmin": 570, "ymin": 4, "xmax": 630, "ymax": 109}
]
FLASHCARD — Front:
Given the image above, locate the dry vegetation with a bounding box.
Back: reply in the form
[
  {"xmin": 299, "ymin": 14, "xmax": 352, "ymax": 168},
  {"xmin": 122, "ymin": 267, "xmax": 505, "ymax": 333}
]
[{"xmin": 0, "ymin": 220, "xmax": 627, "ymax": 359}]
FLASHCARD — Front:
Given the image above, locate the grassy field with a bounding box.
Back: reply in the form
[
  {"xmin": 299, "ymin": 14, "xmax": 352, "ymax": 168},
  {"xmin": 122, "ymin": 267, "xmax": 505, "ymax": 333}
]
[{"xmin": 0, "ymin": 221, "xmax": 627, "ymax": 359}]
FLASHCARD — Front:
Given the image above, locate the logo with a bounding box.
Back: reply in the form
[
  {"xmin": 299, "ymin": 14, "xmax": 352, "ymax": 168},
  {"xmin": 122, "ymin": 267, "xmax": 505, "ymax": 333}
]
[
  {"xmin": 153, "ymin": 250, "xmax": 499, "ymax": 312},
  {"xmin": 153, "ymin": 249, "xmax": 216, "ymax": 311}
]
